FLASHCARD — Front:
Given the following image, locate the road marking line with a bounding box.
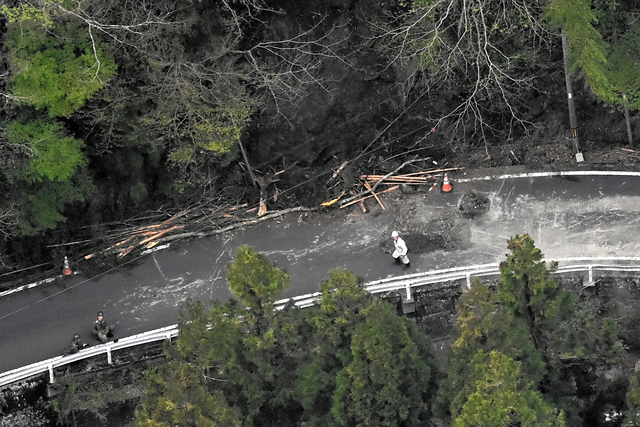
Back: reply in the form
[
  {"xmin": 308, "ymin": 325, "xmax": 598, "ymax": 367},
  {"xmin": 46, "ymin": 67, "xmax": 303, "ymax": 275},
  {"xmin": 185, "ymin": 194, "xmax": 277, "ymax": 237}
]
[{"xmin": 457, "ymin": 170, "xmax": 640, "ymax": 182}]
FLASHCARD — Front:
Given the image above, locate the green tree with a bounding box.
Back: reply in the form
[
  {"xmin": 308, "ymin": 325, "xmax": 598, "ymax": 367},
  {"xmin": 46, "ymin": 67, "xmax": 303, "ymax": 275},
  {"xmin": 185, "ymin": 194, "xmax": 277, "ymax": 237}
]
[
  {"xmin": 545, "ymin": 0, "xmax": 616, "ymax": 103},
  {"xmin": 6, "ymin": 118, "xmax": 86, "ymax": 183},
  {"xmin": 227, "ymin": 245, "xmax": 290, "ymax": 316},
  {"xmin": 12, "ymin": 175, "xmax": 94, "ymax": 235},
  {"xmin": 0, "ymin": 5, "xmax": 115, "ymax": 234},
  {"xmin": 4, "ymin": 114, "xmax": 95, "ymax": 234},
  {"xmin": 606, "ymin": 21, "xmax": 640, "ymax": 146},
  {"xmin": 453, "ymin": 350, "xmax": 564, "ymax": 427},
  {"xmin": 499, "ymin": 235, "xmax": 623, "ymax": 423},
  {"xmin": 72, "ymin": 0, "xmax": 258, "ymax": 198},
  {"xmin": 435, "ymin": 277, "xmax": 546, "ymax": 419},
  {"xmin": 6, "ymin": 18, "xmax": 116, "ymax": 117},
  {"xmin": 439, "ymin": 234, "xmax": 625, "ymax": 426},
  {"xmin": 498, "ymin": 234, "xmax": 571, "ymax": 348},
  {"xmin": 299, "ymin": 269, "xmax": 438, "ymax": 427},
  {"xmin": 142, "ymin": 249, "xmax": 299, "ymax": 427},
  {"xmin": 2, "ymin": 115, "xmax": 95, "ymax": 234},
  {"xmin": 137, "ymin": 263, "xmax": 440, "ymax": 427},
  {"xmin": 332, "ymin": 300, "xmax": 437, "ymax": 427},
  {"xmin": 623, "ymin": 364, "xmax": 640, "ymax": 426},
  {"xmin": 297, "ymin": 269, "xmax": 374, "ymax": 426},
  {"xmin": 134, "ymin": 360, "xmax": 242, "ymax": 427}
]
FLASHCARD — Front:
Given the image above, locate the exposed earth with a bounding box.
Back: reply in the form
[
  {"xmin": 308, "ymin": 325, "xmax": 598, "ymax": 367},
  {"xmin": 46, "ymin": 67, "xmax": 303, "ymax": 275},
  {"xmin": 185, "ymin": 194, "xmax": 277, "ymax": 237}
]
[{"xmin": 3, "ymin": 0, "xmax": 640, "ymax": 290}]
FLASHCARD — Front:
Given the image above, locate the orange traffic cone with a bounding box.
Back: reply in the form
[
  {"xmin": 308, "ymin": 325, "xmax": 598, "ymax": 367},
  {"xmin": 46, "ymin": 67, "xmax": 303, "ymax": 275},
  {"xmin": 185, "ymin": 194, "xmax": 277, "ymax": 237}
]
[
  {"xmin": 442, "ymin": 174, "xmax": 452, "ymax": 192},
  {"xmin": 62, "ymin": 256, "xmax": 72, "ymax": 276}
]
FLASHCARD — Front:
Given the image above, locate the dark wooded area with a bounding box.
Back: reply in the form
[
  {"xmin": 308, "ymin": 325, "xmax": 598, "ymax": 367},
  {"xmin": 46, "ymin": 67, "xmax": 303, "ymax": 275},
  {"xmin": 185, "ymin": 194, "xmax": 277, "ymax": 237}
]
[{"xmin": 1, "ymin": 0, "xmax": 640, "ymax": 285}]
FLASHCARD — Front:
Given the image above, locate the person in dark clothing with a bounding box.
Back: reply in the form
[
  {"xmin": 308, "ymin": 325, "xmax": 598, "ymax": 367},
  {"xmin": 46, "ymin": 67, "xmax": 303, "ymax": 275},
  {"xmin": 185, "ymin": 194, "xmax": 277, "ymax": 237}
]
[
  {"xmin": 93, "ymin": 311, "xmax": 114, "ymax": 343},
  {"xmin": 66, "ymin": 333, "xmax": 88, "ymax": 355}
]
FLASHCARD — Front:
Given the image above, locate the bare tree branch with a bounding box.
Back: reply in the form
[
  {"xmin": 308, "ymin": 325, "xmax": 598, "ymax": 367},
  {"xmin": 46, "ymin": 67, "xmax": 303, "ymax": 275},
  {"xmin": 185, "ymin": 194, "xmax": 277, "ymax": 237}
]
[{"xmin": 360, "ymin": 0, "xmax": 554, "ymax": 147}]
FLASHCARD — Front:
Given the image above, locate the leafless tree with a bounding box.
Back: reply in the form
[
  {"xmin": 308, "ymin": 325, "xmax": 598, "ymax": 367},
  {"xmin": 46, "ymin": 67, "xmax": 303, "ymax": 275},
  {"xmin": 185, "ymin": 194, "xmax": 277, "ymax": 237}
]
[{"xmin": 359, "ymin": 0, "xmax": 556, "ymax": 150}]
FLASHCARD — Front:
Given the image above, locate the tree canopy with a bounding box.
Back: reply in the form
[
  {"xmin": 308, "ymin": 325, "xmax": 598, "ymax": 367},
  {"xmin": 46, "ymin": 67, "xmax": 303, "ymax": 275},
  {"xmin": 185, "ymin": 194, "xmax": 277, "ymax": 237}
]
[
  {"xmin": 135, "ymin": 251, "xmax": 439, "ymax": 427},
  {"xmin": 437, "ymin": 234, "xmax": 625, "ymax": 427},
  {"xmin": 453, "ymin": 350, "xmax": 564, "ymax": 427},
  {"xmin": 6, "ymin": 17, "xmax": 116, "ymax": 118},
  {"xmin": 1, "ymin": 0, "xmax": 640, "ymax": 246}
]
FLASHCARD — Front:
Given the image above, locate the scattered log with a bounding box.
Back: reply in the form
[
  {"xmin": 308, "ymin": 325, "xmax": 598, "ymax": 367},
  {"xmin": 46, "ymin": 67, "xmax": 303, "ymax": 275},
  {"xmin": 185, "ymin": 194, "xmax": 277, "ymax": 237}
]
[
  {"xmin": 138, "ymin": 207, "xmax": 318, "ymax": 247},
  {"xmin": 79, "ymin": 161, "xmax": 459, "ymax": 262},
  {"xmin": 228, "ymin": 203, "xmax": 249, "ymax": 211},
  {"xmin": 621, "ymin": 148, "xmax": 640, "ymax": 159},
  {"xmin": 118, "ymin": 245, "xmax": 136, "ymax": 258},
  {"xmin": 139, "ymin": 225, "xmax": 184, "ymax": 246},
  {"xmin": 80, "ymin": 191, "xmax": 318, "ymax": 262},
  {"xmin": 46, "ymin": 239, "xmax": 94, "ymax": 248},
  {"xmin": 327, "ymin": 160, "xmax": 349, "ymax": 184},
  {"xmin": 360, "ymin": 167, "xmax": 462, "ymax": 185},
  {"xmin": 321, "ymin": 191, "xmax": 345, "ymax": 207},
  {"xmin": 339, "ymin": 158, "xmax": 433, "ymax": 207},
  {"xmin": 340, "ymin": 185, "xmax": 399, "ymax": 208},
  {"xmin": 258, "ymin": 199, "xmax": 268, "ymax": 217},
  {"xmin": 364, "ymin": 181, "xmax": 386, "ymax": 209}
]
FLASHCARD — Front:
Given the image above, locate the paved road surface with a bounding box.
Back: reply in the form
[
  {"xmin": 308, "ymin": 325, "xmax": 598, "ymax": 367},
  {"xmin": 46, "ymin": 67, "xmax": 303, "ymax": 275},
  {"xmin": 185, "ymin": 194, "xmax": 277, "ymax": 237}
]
[{"xmin": 1, "ymin": 169, "xmax": 640, "ymax": 373}]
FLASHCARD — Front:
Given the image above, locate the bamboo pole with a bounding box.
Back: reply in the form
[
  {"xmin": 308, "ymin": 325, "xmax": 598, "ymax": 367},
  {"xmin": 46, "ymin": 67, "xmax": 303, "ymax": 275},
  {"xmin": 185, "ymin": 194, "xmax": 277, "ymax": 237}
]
[
  {"xmin": 364, "ymin": 181, "xmax": 386, "ymax": 209},
  {"xmin": 340, "ymin": 185, "xmax": 399, "ymax": 208},
  {"xmin": 339, "ymin": 158, "xmax": 431, "ymax": 207}
]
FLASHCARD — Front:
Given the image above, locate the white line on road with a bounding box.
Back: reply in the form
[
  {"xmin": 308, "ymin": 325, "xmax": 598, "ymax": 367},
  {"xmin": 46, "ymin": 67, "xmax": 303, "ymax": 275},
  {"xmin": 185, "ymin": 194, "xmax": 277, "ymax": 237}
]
[{"xmin": 456, "ymin": 170, "xmax": 640, "ymax": 182}]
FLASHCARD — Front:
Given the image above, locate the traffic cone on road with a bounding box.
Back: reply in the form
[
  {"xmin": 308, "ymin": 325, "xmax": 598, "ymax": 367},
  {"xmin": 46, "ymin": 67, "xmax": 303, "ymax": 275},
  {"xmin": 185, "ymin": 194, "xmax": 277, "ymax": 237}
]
[
  {"xmin": 442, "ymin": 174, "xmax": 452, "ymax": 193},
  {"xmin": 62, "ymin": 256, "xmax": 72, "ymax": 276}
]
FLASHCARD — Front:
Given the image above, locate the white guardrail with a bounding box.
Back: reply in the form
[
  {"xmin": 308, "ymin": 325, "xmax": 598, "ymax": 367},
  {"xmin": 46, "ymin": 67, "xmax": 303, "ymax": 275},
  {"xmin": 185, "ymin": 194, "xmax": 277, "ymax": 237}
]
[{"xmin": 2, "ymin": 260, "xmax": 640, "ymax": 388}]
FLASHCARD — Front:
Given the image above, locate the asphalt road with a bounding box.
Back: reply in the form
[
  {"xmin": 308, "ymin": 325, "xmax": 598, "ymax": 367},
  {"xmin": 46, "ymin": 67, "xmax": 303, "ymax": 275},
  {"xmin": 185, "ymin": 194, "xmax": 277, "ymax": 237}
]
[{"xmin": 1, "ymin": 168, "xmax": 640, "ymax": 373}]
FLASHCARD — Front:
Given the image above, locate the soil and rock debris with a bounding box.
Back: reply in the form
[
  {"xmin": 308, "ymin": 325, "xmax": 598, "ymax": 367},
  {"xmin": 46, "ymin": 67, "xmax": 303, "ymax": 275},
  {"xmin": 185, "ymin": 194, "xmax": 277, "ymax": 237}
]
[{"xmin": 3, "ymin": 0, "xmax": 640, "ymax": 288}]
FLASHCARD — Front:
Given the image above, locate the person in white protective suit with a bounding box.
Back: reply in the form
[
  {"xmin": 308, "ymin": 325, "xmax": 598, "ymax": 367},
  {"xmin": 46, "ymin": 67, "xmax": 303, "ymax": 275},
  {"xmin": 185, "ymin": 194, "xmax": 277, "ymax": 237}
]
[{"xmin": 391, "ymin": 231, "xmax": 410, "ymax": 268}]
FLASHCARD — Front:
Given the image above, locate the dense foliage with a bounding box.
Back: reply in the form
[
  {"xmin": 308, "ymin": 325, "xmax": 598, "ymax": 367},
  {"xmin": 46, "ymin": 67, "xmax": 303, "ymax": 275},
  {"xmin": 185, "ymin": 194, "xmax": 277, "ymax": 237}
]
[
  {"xmin": 437, "ymin": 234, "xmax": 626, "ymax": 427},
  {"xmin": 134, "ymin": 250, "xmax": 439, "ymax": 427},
  {"xmin": 1, "ymin": 0, "xmax": 640, "ymax": 273},
  {"xmin": 128, "ymin": 237, "xmax": 636, "ymax": 427}
]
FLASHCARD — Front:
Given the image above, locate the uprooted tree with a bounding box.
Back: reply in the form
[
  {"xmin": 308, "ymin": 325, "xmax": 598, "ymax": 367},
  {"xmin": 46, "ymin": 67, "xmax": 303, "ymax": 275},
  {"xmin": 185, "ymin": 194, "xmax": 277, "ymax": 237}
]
[
  {"xmin": 361, "ymin": 0, "xmax": 557, "ymax": 148},
  {"xmin": 361, "ymin": 0, "xmax": 640, "ymax": 153}
]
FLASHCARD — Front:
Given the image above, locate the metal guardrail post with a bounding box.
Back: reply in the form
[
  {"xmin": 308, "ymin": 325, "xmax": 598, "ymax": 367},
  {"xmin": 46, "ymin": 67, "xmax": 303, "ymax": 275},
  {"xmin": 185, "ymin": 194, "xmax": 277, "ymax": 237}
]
[
  {"xmin": 405, "ymin": 282, "xmax": 411, "ymax": 301},
  {"xmin": 466, "ymin": 273, "xmax": 471, "ymax": 290},
  {"xmin": 48, "ymin": 363, "xmax": 54, "ymax": 384},
  {"xmin": 588, "ymin": 265, "xmax": 593, "ymax": 284},
  {"xmin": 107, "ymin": 346, "xmax": 112, "ymax": 365}
]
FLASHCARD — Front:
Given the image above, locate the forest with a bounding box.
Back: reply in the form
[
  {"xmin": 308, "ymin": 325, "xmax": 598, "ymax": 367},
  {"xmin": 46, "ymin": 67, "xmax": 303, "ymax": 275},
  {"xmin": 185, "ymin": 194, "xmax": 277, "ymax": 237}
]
[{"xmin": 1, "ymin": 0, "xmax": 640, "ymax": 282}]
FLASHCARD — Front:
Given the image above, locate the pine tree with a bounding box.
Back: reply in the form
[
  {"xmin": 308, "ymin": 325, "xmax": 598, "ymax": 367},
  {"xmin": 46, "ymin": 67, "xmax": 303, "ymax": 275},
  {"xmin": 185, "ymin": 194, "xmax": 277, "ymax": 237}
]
[
  {"xmin": 453, "ymin": 350, "xmax": 564, "ymax": 427},
  {"xmin": 134, "ymin": 360, "xmax": 242, "ymax": 427}
]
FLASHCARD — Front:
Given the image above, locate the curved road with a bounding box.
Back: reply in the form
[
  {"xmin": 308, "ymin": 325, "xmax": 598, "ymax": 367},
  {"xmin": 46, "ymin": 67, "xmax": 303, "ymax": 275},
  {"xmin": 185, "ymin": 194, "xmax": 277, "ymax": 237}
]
[{"xmin": 1, "ymin": 167, "xmax": 640, "ymax": 373}]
